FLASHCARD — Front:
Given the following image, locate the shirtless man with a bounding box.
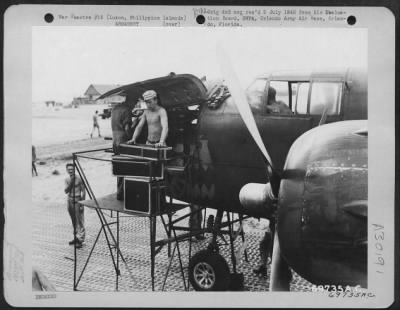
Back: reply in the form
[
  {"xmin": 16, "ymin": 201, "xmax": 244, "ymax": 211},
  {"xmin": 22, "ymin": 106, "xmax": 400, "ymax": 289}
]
[
  {"xmin": 127, "ymin": 90, "xmax": 168, "ymax": 147},
  {"xmin": 90, "ymin": 110, "xmax": 101, "ymax": 138}
]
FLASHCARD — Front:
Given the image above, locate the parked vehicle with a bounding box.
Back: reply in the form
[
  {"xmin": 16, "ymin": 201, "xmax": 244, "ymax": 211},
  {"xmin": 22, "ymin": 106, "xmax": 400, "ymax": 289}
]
[{"xmin": 100, "ymin": 107, "xmax": 112, "ymax": 119}]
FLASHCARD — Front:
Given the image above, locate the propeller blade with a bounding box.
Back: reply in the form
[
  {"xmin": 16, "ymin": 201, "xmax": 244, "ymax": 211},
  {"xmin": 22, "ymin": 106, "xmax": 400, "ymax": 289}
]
[
  {"xmin": 216, "ymin": 43, "xmax": 275, "ymax": 170},
  {"xmin": 318, "ymin": 105, "xmax": 329, "ymax": 126},
  {"xmin": 342, "ymin": 200, "xmax": 368, "ymax": 218},
  {"xmin": 354, "ymin": 128, "xmax": 368, "ymax": 137}
]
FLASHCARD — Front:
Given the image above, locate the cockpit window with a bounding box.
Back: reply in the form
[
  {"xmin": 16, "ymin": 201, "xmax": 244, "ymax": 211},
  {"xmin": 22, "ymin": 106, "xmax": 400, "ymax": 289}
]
[
  {"xmin": 295, "ymin": 83, "xmax": 309, "ymax": 114},
  {"xmin": 269, "ymin": 81, "xmax": 290, "ymax": 107},
  {"xmin": 246, "ymin": 79, "xmax": 267, "ymax": 112},
  {"xmin": 244, "ymin": 78, "xmax": 342, "ymax": 116},
  {"xmin": 223, "ymin": 96, "xmax": 239, "ymax": 114},
  {"xmin": 310, "ymin": 82, "xmax": 342, "ymax": 115},
  {"xmin": 247, "ymin": 79, "xmax": 267, "ymax": 92}
]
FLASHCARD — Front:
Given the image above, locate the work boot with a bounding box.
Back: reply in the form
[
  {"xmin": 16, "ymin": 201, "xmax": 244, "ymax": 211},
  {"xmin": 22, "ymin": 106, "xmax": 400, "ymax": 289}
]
[
  {"xmin": 75, "ymin": 241, "xmax": 83, "ymax": 249},
  {"xmin": 253, "ymin": 265, "xmax": 267, "ymax": 277}
]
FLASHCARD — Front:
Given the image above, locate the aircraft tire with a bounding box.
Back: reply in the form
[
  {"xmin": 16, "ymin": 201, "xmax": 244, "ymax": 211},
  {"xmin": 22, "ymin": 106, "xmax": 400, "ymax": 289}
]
[{"xmin": 189, "ymin": 249, "xmax": 230, "ymax": 291}]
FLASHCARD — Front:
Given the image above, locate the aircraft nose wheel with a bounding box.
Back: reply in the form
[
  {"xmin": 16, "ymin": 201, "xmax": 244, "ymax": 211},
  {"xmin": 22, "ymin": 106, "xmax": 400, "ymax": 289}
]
[{"xmin": 189, "ymin": 249, "xmax": 230, "ymax": 291}]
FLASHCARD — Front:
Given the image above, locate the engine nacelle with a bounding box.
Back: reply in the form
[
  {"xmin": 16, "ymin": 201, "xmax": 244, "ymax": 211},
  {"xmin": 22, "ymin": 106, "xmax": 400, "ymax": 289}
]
[{"xmin": 278, "ymin": 120, "xmax": 368, "ymax": 287}]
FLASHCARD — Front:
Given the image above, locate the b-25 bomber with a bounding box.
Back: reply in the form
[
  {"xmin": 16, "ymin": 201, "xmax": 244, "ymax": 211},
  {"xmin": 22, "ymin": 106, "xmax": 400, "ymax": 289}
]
[{"xmin": 99, "ymin": 67, "xmax": 367, "ymax": 291}]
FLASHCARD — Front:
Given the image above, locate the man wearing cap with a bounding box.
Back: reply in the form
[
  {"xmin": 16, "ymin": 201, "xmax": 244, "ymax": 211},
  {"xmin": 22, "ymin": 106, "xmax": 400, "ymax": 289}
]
[{"xmin": 127, "ymin": 90, "xmax": 169, "ymax": 147}]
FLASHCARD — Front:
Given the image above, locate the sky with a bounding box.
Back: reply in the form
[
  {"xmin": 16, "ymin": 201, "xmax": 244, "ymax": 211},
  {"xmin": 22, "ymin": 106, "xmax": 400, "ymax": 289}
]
[{"xmin": 32, "ymin": 27, "xmax": 367, "ymax": 103}]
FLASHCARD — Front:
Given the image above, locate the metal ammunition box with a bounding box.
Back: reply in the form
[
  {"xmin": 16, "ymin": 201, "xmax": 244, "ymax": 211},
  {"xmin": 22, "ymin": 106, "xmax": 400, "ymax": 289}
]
[
  {"xmin": 112, "ymin": 155, "xmax": 164, "ymax": 179},
  {"xmin": 124, "ymin": 178, "xmax": 166, "ymax": 215},
  {"xmin": 119, "ymin": 143, "xmax": 174, "ymax": 160}
]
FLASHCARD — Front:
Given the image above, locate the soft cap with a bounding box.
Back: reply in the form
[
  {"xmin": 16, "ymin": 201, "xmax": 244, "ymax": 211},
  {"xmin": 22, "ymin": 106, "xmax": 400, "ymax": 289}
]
[{"xmin": 143, "ymin": 90, "xmax": 157, "ymax": 101}]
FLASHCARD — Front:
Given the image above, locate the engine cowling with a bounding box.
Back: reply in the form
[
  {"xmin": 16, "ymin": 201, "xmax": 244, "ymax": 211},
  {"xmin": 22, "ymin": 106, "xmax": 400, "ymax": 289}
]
[
  {"xmin": 278, "ymin": 120, "xmax": 368, "ymax": 287},
  {"xmin": 239, "ymin": 183, "xmax": 276, "ymax": 218}
]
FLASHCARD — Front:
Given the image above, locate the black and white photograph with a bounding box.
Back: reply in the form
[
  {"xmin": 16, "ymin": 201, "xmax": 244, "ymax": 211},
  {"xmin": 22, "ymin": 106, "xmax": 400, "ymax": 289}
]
[{"xmin": 3, "ymin": 5, "xmax": 396, "ymax": 308}]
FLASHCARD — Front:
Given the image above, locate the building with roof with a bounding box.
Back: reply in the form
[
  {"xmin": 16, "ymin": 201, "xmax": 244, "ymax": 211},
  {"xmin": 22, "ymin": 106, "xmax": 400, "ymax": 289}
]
[{"xmin": 83, "ymin": 84, "xmax": 124, "ymax": 105}]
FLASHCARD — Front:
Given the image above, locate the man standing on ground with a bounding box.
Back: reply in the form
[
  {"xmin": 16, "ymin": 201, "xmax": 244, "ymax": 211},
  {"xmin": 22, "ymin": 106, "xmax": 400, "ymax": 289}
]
[
  {"xmin": 90, "ymin": 110, "xmax": 101, "ymax": 138},
  {"xmin": 127, "ymin": 90, "xmax": 168, "ymax": 147},
  {"xmin": 64, "ymin": 163, "xmax": 86, "ymax": 248},
  {"xmin": 111, "ymin": 98, "xmax": 133, "ymax": 200},
  {"xmin": 32, "ymin": 145, "xmax": 38, "ymax": 176},
  {"xmin": 253, "ymin": 226, "xmax": 273, "ymax": 277}
]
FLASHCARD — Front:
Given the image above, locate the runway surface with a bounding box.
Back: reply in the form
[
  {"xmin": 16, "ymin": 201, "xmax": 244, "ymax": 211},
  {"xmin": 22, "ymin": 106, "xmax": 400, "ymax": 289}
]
[{"xmin": 32, "ymin": 197, "xmax": 312, "ymax": 292}]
